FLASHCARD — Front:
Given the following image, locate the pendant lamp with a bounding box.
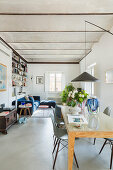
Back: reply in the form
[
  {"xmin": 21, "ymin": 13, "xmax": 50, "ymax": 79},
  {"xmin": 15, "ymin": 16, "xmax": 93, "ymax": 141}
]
[
  {"xmin": 71, "ymin": 71, "xmax": 98, "ymax": 82},
  {"xmin": 71, "ymin": 21, "xmax": 98, "ymax": 82}
]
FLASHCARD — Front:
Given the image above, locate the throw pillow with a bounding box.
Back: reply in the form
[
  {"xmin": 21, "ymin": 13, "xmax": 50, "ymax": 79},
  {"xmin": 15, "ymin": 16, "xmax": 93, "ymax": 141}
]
[
  {"xmin": 24, "ymin": 96, "xmax": 29, "ymax": 100},
  {"xmin": 29, "ymin": 95, "xmax": 34, "ymax": 99}
]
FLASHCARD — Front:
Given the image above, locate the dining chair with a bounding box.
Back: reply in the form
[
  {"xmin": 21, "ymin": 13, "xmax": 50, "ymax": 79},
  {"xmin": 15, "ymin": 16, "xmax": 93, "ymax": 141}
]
[
  {"xmin": 51, "ymin": 114, "xmax": 79, "ymax": 169},
  {"xmin": 99, "ymin": 138, "xmax": 113, "ymax": 169},
  {"xmin": 97, "ymin": 107, "xmax": 113, "ymax": 169},
  {"xmin": 54, "ymin": 105, "xmax": 65, "ymax": 129},
  {"xmin": 93, "ymin": 106, "xmax": 111, "ymax": 145}
]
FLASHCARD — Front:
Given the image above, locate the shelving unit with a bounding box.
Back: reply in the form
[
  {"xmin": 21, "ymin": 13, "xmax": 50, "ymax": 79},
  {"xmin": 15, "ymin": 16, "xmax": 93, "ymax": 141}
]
[
  {"xmin": 12, "ymin": 54, "xmax": 28, "ymax": 87},
  {"xmin": 12, "ymin": 54, "xmax": 28, "ymax": 98}
]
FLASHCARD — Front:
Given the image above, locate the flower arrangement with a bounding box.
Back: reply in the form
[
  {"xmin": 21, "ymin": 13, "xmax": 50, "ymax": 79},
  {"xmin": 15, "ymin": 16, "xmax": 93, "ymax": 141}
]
[
  {"xmin": 74, "ymin": 90, "xmax": 88, "ymax": 104},
  {"xmin": 60, "ymin": 84, "xmax": 88, "ymax": 107}
]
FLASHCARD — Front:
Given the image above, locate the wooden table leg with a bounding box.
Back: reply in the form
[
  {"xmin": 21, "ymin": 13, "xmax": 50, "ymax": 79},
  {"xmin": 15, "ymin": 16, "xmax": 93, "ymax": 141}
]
[
  {"xmin": 19, "ymin": 108, "xmax": 23, "ymax": 118},
  {"xmin": 68, "ymin": 132, "xmax": 75, "ymax": 170},
  {"xmin": 24, "ymin": 108, "xmax": 26, "ymax": 116},
  {"xmin": 28, "ymin": 108, "xmax": 31, "ymax": 116}
]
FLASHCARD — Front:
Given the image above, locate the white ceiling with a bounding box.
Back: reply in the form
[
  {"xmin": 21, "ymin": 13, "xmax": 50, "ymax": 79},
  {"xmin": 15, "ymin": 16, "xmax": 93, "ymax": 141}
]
[
  {"xmin": 0, "ymin": 0, "xmax": 113, "ymax": 13},
  {"xmin": 0, "ymin": 0, "xmax": 113, "ymax": 62}
]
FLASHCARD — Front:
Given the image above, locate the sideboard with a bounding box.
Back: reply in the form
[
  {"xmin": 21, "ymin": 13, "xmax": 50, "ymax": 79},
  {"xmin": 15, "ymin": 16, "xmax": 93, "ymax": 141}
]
[{"xmin": 0, "ymin": 109, "xmax": 17, "ymax": 134}]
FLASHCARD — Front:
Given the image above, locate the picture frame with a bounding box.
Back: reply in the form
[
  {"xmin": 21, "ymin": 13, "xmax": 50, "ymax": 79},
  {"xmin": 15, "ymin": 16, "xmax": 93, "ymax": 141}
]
[
  {"xmin": 36, "ymin": 76, "xmax": 44, "ymax": 84},
  {"xmin": 105, "ymin": 69, "xmax": 113, "ymax": 83},
  {"xmin": 0, "ymin": 63, "xmax": 7, "ymax": 91}
]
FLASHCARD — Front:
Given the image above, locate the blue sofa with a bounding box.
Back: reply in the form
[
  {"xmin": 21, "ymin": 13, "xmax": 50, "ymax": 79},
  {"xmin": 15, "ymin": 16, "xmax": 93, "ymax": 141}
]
[
  {"xmin": 40, "ymin": 100, "xmax": 56, "ymax": 108},
  {"xmin": 17, "ymin": 96, "xmax": 40, "ymax": 114}
]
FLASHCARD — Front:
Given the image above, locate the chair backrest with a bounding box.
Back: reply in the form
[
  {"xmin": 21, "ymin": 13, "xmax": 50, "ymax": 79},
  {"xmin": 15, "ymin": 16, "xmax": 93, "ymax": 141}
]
[
  {"xmin": 103, "ymin": 107, "xmax": 111, "ymax": 116},
  {"xmin": 51, "ymin": 113, "xmax": 67, "ymax": 139},
  {"xmin": 55, "ymin": 105, "xmax": 62, "ymax": 118},
  {"xmin": 87, "ymin": 98, "xmax": 99, "ymax": 112}
]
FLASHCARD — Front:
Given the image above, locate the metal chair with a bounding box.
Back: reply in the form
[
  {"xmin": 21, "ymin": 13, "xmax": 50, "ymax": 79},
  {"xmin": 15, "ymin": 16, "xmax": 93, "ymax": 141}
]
[
  {"xmin": 94, "ymin": 106, "xmax": 111, "ymax": 145},
  {"xmin": 99, "ymin": 138, "xmax": 113, "ymax": 169},
  {"xmin": 51, "ymin": 114, "xmax": 79, "ymax": 169},
  {"xmin": 98, "ymin": 107, "xmax": 112, "ymax": 169},
  {"xmin": 103, "ymin": 106, "xmax": 111, "ymax": 116}
]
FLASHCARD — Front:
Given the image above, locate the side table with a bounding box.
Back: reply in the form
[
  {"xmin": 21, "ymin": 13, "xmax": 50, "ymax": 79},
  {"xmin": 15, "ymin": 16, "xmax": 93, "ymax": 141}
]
[{"xmin": 19, "ymin": 104, "xmax": 32, "ymax": 117}]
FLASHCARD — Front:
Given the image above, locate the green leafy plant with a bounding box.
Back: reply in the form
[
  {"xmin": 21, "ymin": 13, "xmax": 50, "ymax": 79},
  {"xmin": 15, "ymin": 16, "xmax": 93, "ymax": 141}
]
[
  {"xmin": 65, "ymin": 84, "xmax": 75, "ymax": 92},
  {"xmin": 60, "ymin": 84, "xmax": 88, "ymax": 107},
  {"xmin": 60, "ymin": 90, "xmax": 68, "ymax": 103},
  {"xmin": 74, "ymin": 90, "xmax": 88, "ymax": 104},
  {"xmin": 60, "ymin": 84, "xmax": 76, "ymax": 107}
]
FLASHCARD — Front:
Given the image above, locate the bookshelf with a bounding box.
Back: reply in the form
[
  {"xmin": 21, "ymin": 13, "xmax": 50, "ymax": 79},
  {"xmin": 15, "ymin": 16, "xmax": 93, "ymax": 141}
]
[
  {"xmin": 12, "ymin": 54, "xmax": 28, "ymax": 98},
  {"xmin": 12, "ymin": 54, "xmax": 28, "ymax": 87}
]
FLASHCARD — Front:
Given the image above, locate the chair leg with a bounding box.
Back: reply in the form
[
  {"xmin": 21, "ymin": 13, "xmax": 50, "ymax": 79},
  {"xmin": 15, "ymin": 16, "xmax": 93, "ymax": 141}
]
[
  {"xmin": 99, "ymin": 139, "xmax": 107, "ymax": 154},
  {"xmin": 110, "ymin": 144, "xmax": 113, "ymax": 169},
  {"xmin": 53, "ymin": 140, "xmax": 60, "ymax": 169},
  {"xmin": 52, "ymin": 138, "xmax": 59, "ymax": 154},
  {"xmin": 94, "ymin": 138, "xmax": 96, "ymax": 145},
  {"xmin": 54, "ymin": 136, "xmax": 56, "ymax": 146},
  {"xmin": 73, "ymin": 152, "xmax": 79, "ymax": 168}
]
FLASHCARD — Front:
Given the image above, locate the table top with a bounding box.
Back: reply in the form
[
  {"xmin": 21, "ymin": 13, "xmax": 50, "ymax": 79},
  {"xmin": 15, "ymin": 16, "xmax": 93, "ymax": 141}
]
[
  {"xmin": 61, "ymin": 106, "xmax": 113, "ymax": 138},
  {"xmin": 19, "ymin": 105, "xmax": 32, "ymax": 108}
]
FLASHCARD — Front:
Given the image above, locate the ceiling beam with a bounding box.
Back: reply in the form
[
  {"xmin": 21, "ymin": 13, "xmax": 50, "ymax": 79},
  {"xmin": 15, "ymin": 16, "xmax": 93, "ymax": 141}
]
[
  {"xmin": 79, "ymin": 50, "xmax": 92, "ymax": 62},
  {"xmin": 0, "ymin": 13, "xmax": 113, "ymax": 15},
  {"xmin": 20, "ymin": 54, "xmax": 83, "ymax": 55},
  {"xmin": 27, "ymin": 61, "xmax": 79, "ymax": 64},
  {"xmin": 0, "ymin": 30, "xmax": 105, "ymax": 32},
  {"xmin": 8, "ymin": 41, "xmax": 98, "ymax": 43},
  {"xmin": 15, "ymin": 49, "xmax": 91, "ymax": 50}
]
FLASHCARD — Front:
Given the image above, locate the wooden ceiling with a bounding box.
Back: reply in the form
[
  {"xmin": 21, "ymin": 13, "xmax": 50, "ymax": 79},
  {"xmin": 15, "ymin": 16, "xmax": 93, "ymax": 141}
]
[{"xmin": 0, "ymin": 0, "xmax": 113, "ymax": 63}]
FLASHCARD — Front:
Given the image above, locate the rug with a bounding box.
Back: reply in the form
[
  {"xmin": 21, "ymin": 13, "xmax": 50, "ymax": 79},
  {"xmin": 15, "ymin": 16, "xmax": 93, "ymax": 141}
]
[{"xmin": 32, "ymin": 108, "xmax": 53, "ymax": 118}]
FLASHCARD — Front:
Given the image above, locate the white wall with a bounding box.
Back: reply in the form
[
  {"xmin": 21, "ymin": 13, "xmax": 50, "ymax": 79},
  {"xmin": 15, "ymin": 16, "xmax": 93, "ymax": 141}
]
[
  {"xmin": 0, "ymin": 41, "xmax": 12, "ymax": 107},
  {"xmin": 28, "ymin": 64, "xmax": 79, "ymax": 100},
  {"xmin": 80, "ymin": 26, "xmax": 113, "ymax": 115}
]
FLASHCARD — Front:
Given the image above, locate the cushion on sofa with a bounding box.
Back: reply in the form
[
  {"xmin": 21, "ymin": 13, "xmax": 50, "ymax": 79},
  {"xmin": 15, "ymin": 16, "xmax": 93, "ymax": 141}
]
[
  {"xmin": 29, "ymin": 96, "xmax": 34, "ymax": 102},
  {"xmin": 24, "ymin": 96, "xmax": 29, "ymax": 100},
  {"xmin": 40, "ymin": 100, "xmax": 56, "ymax": 108},
  {"xmin": 34, "ymin": 101, "xmax": 40, "ymax": 107}
]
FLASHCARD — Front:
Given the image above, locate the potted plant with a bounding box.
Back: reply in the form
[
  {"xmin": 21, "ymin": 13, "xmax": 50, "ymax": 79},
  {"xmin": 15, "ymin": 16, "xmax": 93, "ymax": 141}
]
[
  {"xmin": 60, "ymin": 84, "xmax": 75, "ymax": 106},
  {"xmin": 60, "ymin": 90, "xmax": 68, "ymax": 105},
  {"xmin": 60, "ymin": 84, "xmax": 89, "ymax": 114},
  {"xmin": 74, "ymin": 90, "xmax": 88, "ymax": 112}
]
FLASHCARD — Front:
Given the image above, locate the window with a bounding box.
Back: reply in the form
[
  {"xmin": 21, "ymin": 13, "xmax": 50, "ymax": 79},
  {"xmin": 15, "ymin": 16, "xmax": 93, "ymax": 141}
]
[
  {"xmin": 85, "ymin": 66, "xmax": 95, "ymax": 95},
  {"xmin": 49, "ymin": 73, "xmax": 62, "ymax": 92},
  {"xmin": 45, "ymin": 72, "xmax": 65, "ymax": 92}
]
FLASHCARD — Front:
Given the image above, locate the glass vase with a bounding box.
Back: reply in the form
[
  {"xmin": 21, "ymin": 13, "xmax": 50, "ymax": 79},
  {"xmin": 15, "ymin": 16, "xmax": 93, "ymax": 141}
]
[{"xmin": 88, "ymin": 112, "xmax": 99, "ymax": 130}]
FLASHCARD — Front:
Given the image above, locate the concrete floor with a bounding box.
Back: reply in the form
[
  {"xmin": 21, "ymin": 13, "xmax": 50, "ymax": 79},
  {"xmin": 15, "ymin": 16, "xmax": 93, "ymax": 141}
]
[{"xmin": 0, "ymin": 118, "xmax": 111, "ymax": 170}]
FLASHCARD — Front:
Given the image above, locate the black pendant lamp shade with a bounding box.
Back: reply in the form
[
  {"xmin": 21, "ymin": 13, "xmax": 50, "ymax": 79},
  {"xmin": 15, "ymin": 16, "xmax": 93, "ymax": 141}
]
[
  {"xmin": 71, "ymin": 21, "xmax": 99, "ymax": 83},
  {"xmin": 71, "ymin": 72, "xmax": 98, "ymax": 82}
]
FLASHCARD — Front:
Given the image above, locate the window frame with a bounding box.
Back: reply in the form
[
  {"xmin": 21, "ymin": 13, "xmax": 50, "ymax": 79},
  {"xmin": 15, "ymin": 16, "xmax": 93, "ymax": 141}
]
[
  {"xmin": 85, "ymin": 66, "xmax": 95, "ymax": 96},
  {"xmin": 49, "ymin": 72, "xmax": 63, "ymax": 92}
]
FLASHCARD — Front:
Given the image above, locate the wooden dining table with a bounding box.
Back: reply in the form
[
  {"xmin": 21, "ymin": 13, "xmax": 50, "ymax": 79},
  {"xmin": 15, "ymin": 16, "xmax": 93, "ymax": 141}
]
[{"xmin": 61, "ymin": 106, "xmax": 113, "ymax": 170}]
